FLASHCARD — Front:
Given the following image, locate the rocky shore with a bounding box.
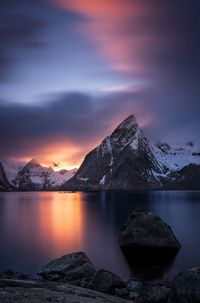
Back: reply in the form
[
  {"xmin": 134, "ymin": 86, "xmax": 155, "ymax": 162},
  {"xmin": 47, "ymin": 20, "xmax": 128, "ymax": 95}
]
[
  {"xmin": 0, "ymin": 210, "xmax": 199, "ymax": 302},
  {"xmin": 1, "ymin": 260, "xmax": 200, "ymax": 302}
]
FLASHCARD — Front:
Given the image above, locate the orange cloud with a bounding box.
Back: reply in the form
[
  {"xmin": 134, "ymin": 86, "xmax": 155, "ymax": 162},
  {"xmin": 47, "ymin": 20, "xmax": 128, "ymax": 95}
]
[
  {"xmin": 11, "ymin": 140, "xmax": 82, "ymax": 170},
  {"xmin": 11, "ymin": 139, "xmax": 100, "ymax": 170},
  {"xmin": 52, "ymin": 0, "xmax": 148, "ymax": 74}
]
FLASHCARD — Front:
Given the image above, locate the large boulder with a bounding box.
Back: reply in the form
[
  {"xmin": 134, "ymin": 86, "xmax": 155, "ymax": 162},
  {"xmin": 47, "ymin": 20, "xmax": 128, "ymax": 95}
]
[
  {"xmin": 119, "ymin": 210, "xmax": 181, "ymax": 256},
  {"xmin": 89, "ymin": 269, "xmax": 126, "ymax": 295},
  {"xmin": 38, "ymin": 251, "xmax": 96, "ymax": 285},
  {"xmin": 168, "ymin": 267, "xmax": 200, "ymax": 302}
]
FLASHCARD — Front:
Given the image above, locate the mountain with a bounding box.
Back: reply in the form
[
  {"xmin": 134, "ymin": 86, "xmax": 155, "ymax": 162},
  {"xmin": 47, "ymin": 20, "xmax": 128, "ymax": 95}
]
[
  {"xmin": 62, "ymin": 115, "xmax": 200, "ymax": 191},
  {"xmin": 2, "ymin": 159, "xmax": 77, "ymax": 190}
]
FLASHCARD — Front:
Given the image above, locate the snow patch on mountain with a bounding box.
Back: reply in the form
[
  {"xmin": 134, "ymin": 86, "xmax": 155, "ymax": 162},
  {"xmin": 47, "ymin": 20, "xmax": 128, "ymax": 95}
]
[
  {"xmin": 2, "ymin": 160, "xmax": 24, "ymax": 185},
  {"xmin": 152, "ymin": 142, "xmax": 200, "ymax": 172},
  {"xmin": 100, "ymin": 175, "xmax": 106, "ymax": 185},
  {"xmin": 130, "ymin": 128, "xmax": 140, "ymax": 150}
]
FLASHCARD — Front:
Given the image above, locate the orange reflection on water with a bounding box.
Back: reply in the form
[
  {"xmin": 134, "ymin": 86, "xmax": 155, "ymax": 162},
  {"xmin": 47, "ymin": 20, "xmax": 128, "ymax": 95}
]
[{"xmin": 37, "ymin": 192, "xmax": 84, "ymax": 253}]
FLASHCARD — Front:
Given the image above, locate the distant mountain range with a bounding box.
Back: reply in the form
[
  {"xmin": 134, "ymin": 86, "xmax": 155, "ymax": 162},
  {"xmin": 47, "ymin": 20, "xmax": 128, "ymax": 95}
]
[
  {"xmin": 0, "ymin": 158, "xmax": 77, "ymax": 191},
  {"xmin": 1, "ymin": 115, "xmax": 200, "ymax": 191}
]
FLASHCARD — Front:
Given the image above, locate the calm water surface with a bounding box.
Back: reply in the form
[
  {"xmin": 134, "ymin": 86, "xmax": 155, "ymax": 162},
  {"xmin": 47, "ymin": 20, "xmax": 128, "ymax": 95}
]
[{"xmin": 0, "ymin": 191, "xmax": 200, "ymax": 280}]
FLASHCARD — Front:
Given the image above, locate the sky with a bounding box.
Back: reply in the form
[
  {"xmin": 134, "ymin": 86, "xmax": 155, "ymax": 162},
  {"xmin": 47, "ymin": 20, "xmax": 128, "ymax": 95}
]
[{"xmin": 0, "ymin": 0, "xmax": 200, "ymax": 169}]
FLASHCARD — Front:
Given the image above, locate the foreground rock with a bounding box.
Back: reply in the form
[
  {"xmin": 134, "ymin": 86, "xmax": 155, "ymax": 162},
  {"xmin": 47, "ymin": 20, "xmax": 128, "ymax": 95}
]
[
  {"xmin": 38, "ymin": 251, "xmax": 96, "ymax": 286},
  {"xmin": 127, "ymin": 279, "xmax": 171, "ymax": 302},
  {"xmin": 0, "ymin": 273, "xmax": 131, "ymax": 303},
  {"xmin": 2, "ymin": 266, "xmax": 200, "ymax": 303},
  {"xmin": 89, "ymin": 269, "xmax": 126, "ymax": 295},
  {"xmin": 119, "ymin": 209, "xmax": 181, "ymax": 257},
  {"xmin": 137, "ymin": 281, "xmax": 171, "ymax": 303},
  {"xmin": 168, "ymin": 267, "xmax": 200, "ymax": 302}
]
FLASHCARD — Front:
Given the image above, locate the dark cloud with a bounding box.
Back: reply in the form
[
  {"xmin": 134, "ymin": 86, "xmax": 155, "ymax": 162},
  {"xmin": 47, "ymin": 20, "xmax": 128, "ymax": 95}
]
[
  {"xmin": 0, "ymin": 93, "xmax": 101, "ymax": 159},
  {"xmin": 0, "ymin": 91, "xmax": 138, "ymax": 159},
  {"xmin": 0, "ymin": 0, "xmax": 46, "ymax": 81},
  {"xmin": 0, "ymin": 89, "xmax": 199, "ymax": 161}
]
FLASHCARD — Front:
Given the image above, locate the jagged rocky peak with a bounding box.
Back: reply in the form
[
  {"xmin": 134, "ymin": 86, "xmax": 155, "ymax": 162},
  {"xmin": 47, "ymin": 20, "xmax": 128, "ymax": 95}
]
[
  {"xmin": 116, "ymin": 114, "xmax": 138, "ymax": 130},
  {"xmin": 25, "ymin": 158, "xmax": 41, "ymax": 168},
  {"xmin": 186, "ymin": 141, "xmax": 194, "ymax": 147},
  {"xmin": 156, "ymin": 142, "xmax": 171, "ymax": 153},
  {"xmin": 63, "ymin": 114, "xmax": 165, "ymax": 191},
  {"xmin": 111, "ymin": 115, "xmax": 139, "ymax": 139},
  {"xmin": 48, "ymin": 166, "xmax": 54, "ymax": 172},
  {"xmin": 100, "ymin": 114, "xmax": 142, "ymax": 153}
]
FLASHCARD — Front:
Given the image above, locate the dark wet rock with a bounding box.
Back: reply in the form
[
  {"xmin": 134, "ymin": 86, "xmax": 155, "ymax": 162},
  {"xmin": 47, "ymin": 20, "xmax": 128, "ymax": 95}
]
[
  {"xmin": 0, "ymin": 278, "xmax": 42, "ymax": 288},
  {"xmin": 168, "ymin": 267, "xmax": 200, "ymax": 302},
  {"xmin": 119, "ymin": 209, "xmax": 181, "ymax": 255},
  {"xmin": 126, "ymin": 279, "xmax": 171, "ymax": 302},
  {"xmin": 89, "ymin": 269, "xmax": 126, "ymax": 295},
  {"xmin": 137, "ymin": 280, "xmax": 171, "ymax": 303},
  {"xmin": 113, "ymin": 287, "xmax": 129, "ymax": 299},
  {"xmin": 0, "ymin": 278, "xmax": 131, "ymax": 303},
  {"xmin": 0, "ymin": 270, "xmax": 29, "ymax": 280},
  {"xmin": 127, "ymin": 279, "xmax": 142, "ymax": 300},
  {"xmin": 0, "ymin": 270, "xmax": 131, "ymax": 303},
  {"xmin": 38, "ymin": 251, "xmax": 96, "ymax": 285}
]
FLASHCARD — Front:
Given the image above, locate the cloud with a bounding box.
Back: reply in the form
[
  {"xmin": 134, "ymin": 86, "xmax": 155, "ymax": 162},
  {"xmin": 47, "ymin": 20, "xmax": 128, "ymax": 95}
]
[
  {"xmin": 1, "ymin": 88, "xmax": 200, "ymax": 168},
  {"xmin": 52, "ymin": 1, "xmax": 200, "ymax": 92},
  {"xmin": 0, "ymin": 91, "xmax": 150, "ymax": 165},
  {"xmin": 53, "ymin": 0, "xmax": 200, "ymax": 73},
  {"xmin": 0, "ymin": 0, "xmax": 46, "ymax": 81}
]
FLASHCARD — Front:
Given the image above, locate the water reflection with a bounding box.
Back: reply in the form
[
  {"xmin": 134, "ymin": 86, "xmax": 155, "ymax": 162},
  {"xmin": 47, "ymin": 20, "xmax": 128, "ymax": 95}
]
[
  {"xmin": 0, "ymin": 191, "xmax": 200, "ymax": 280},
  {"xmin": 37, "ymin": 192, "xmax": 84, "ymax": 251}
]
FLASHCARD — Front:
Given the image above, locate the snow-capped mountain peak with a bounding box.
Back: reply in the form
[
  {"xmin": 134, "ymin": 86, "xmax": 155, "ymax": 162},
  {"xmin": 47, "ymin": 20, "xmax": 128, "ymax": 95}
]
[
  {"xmin": 99, "ymin": 115, "xmax": 142, "ymax": 157},
  {"xmin": 63, "ymin": 114, "xmax": 200, "ymax": 191},
  {"xmin": 116, "ymin": 114, "xmax": 138, "ymax": 130},
  {"xmin": 25, "ymin": 158, "xmax": 42, "ymax": 169},
  {"xmin": 152, "ymin": 141, "xmax": 200, "ymax": 172}
]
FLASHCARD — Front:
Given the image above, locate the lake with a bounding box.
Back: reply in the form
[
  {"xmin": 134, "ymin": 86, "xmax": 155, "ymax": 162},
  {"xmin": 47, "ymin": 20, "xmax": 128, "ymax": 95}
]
[{"xmin": 0, "ymin": 191, "xmax": 200, "ymax": 281}]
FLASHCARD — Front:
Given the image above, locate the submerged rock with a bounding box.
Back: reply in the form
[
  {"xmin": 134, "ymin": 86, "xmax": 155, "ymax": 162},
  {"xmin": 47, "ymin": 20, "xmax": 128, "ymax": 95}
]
[
  {"xmin": 38, "ymin": 251, "xmax": 96, "ymax": 285},
  {"xmin": 119, "ymin": 209, "xmax": 181, "ymax": 255},
  {"xmin": 168, "ymin": 267, "xmax": 200, "ymax": 302},
  {"xmin": 89, "ymin": 269, "xmax": 126, "ymax": 295}
]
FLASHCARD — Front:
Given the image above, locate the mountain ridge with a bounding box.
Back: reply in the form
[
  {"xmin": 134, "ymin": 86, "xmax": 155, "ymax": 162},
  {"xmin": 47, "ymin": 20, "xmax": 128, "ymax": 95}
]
[
  {"xmin": 1, "ymin": 115, "xmax": 200, "ymax": 191},
  {"xmin": 0, "ymin": 159, "xmax": 77, "ymax": 191},
  {"xmin": 62, "ymin": 115, "xmax": 200, "ymax": 191}
]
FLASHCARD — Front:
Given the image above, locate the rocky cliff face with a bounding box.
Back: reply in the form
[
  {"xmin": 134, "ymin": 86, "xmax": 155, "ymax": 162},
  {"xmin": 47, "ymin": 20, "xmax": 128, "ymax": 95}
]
[
  {"xmin": 0, "ymin": 162, "xmax": 11, "ymax": 191},
  {"xmin": 63, "ymin": 115, "xmax": 200, "ymax": 191}
]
